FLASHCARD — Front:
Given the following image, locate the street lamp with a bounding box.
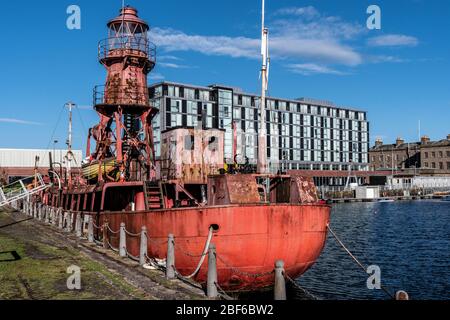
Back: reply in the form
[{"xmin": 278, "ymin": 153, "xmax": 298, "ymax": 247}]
[{"xmin": 53, "ymin": 140, "xmax": 58, "ymax": 164}]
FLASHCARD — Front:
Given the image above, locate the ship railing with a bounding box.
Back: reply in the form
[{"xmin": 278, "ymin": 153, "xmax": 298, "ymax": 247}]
[
  {"xmin": 98, "ymin": 36, "xmax": 156, "ymax": 64},
  {"xmin": 0, "ymin": 174, "xmax": 50, "ymax": 208},
  {"xmin": 93, "ymin": 84, "xmax": 150, "ymax": 106}
]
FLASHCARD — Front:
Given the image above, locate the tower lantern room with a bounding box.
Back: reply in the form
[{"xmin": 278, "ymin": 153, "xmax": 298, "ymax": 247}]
[
  {"xmin": 107, "ymin": 6, "xmax": 149, "ymax": 38},
  {"xmin": 87, "ymin": 6, "xmax": 158, "ymax": 183},
  {"xmin": 95, "ymin": 6, "xmax": 156, "ymax": 115}
]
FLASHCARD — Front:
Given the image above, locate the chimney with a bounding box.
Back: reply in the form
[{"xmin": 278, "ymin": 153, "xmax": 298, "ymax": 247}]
[
  {"xmin": 447, "ymin": 134, "xmax": 450, "ymax": 140},
  {"xmin": 396, "ymin": 137, "xmax": 405, "ymax": 147},
  {"xmin": 421, "ymin": 136, "xmax": 430, "ymax": 145},
  {"xmin": 375, "ymin": 138, "xmax": 383, "ymax": 147}
]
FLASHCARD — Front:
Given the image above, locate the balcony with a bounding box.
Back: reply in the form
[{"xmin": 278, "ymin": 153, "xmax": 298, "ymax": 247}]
[
  {"xmin": 94, "ymin": 85, "xmax": 149, "ymax": 108},
  {"xmin": 98, "ymin": 36, "xmax": 156, "ymax": 65}
]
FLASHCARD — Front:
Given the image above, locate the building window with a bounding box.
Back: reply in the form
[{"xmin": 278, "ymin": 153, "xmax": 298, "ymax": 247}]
[
  {"xmin": 439, "ymin": 151, "xmax": 443, "ymax": 158},
  {"xmin": 432, "ymin": 162, "xmax": 436, "ymax": 169},
  {"xmin": 447, "ymin": 162, "xmax": 450, "ymax": 170},
  {"xmin": 424, "ymin": 162, "xmax": 428, "ymax": 168},
  {"xmin": 432, "ymin": 152, "xmax": 436, "ymax": 158},
  {"xmin": 439, "ymin": 162, "xmax": 444, "ymax": 170},
  {"xmin": 424, "ymin": 152, "xmax": 429, "ymax": 158}
]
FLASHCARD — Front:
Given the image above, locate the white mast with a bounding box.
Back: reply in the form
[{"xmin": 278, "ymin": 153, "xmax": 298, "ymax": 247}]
[
  {"xmin": 65, "ymin": 102, "xmax": 75, "ymax": 185},
  {"xmin": 257, "ymin": 0, "xmax": 270, "ymax": 174}
]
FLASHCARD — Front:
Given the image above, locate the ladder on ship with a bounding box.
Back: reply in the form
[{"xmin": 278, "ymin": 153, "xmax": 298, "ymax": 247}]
[
  {"xmin": 144, "ymin": 181, "xmax": 164, "ymax": 210},
  {"xmin": 0, "ymin": 174, "xmax": 51, "ymax": 208}
]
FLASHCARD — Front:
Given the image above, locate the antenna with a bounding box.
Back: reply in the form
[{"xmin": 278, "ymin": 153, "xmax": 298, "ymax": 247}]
[
  {"xmin": 257, "ymin": 0, "xmax": 269, "ymax": 174},
  {"xmin": 65, "ymin": 102, "xmax": 76, "ymax": 186}
]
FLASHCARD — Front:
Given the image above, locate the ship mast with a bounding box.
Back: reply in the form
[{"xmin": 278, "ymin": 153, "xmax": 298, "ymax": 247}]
[
  {"xmin": 257, "ymin": 0, "xmax": 270, "ymax": 174},
  {"xmin": 65, "ymin": 102, "xmax": 75, "ymax": 185}
]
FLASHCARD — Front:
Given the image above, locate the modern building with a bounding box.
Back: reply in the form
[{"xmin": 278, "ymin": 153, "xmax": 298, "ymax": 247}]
[
  {"xmin": 369, "ymin": 135, "xmax": 450, "ymax": 176},
  {"xmin": 149, "ymin": 82, "xmax": 370, "ymax": 175},
  {"xmin": 0, "ymin": 149, "xmax": 82, "ymax": 184}
]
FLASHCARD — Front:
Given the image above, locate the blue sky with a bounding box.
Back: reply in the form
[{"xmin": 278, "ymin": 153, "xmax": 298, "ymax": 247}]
[{"xmin": 0, "ymin": 0, "xmax": 449, "ymax": 152}]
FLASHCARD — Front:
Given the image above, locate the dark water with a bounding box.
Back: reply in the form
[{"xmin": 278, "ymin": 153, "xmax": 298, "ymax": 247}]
[{"xmin": 296, "ymin": 200, "xmax": 450, "ymax": 300}]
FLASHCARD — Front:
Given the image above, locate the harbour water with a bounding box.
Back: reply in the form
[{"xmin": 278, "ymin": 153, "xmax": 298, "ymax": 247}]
[{"xmin": 297, "ymin": 200, "xmax": 450, "ymax": 300}]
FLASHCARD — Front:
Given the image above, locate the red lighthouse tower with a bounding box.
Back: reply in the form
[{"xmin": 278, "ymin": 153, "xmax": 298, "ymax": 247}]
[{"xmin": 87, "ymin": 6, "xmax": 157, "ymax": 183}]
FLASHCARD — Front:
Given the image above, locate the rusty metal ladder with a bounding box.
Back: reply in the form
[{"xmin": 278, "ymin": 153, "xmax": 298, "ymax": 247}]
[{"xmin": 144, "ymin": 181, "xmax": 164, "ymax": 210}]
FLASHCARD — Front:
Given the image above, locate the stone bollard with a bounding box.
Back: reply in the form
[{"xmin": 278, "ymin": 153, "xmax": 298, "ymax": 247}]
[
  {"xmin": 396, "ymin": 291, "xmax": 410, "ymax": 301},
  {"xmin": 119, "ymin": 223, "xmax": 127, "ymax": 258},
  {"xmin": 45, "ymin": 206, "xmax": 51, "ymax": 224},
  {"xmin": 65, "ymin": 212, "xmax": 72, "ymax": 232},
  {"xmin": 88, "ymin": 216, "xmax": 94, "ymax": 243},
  {"xmin": 75, "ymin": 213, "xmax": 83, "ymax": 238},
  {"xmin": 274, "ymin": 260, "xmax": 287, "ymax": 301},
  {"xmin": 52, "ymin": 209, "xmax": 58, "ymax": 226},
  {"xmin": 103, "ymin": 222, "xmax": 109, "ymax": 249},
  {"xmin": 140, "ymin": 226, "xmax": 148, "ymax": 266},
  {"xmin": 38, "ymin": 204, "xmax": 43, "ymax": 221},
  {"xmin": 58, "ymin": 210, "xmax": 64, "ymax": 229},
  {"xmin": 166, "ymin": 234, "xmax": 176, "ymax": 279},
  {"xmin": 207, "ymin": 243, "xmax": 218, "ymax": 299}
]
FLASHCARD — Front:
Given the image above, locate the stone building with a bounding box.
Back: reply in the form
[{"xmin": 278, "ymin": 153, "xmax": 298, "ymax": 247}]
[
  {"xmin": 369, "ymin": 135, "xmax": 450, "ymax": 176},
  {"xmin": 421, "ymin": 135, "xmax": 450, "ymax": 174}
]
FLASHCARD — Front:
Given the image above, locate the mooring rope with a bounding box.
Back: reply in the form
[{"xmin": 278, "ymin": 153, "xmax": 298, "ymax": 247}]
[
  {"xmin": 284, "ymin": 273, "xmax": 321, "ymax": 301},
  {"xmin": 174, "ymin": 227, "xmax": 214, "ymax": 279},
  {"xmin": 106, "ymin": 239, "xmax": 119, "ymax": 253},
  {"xmin": 215, "ymin": 282, "xmax": 235, "ymax": 301},
  {"xmin": 125, "ymin": 229, "xmax": 141, "ymax": 237},
  {"xmin": 126, "ymin": 249, "xmax": 140, "ymax": 262},
  {"xmin": 327, "ymin": 224, "xmax": 395, "ymax": 299},
  {"xmin": 107, "ymin": 225, "xmax": 120, "ymax": 234}
]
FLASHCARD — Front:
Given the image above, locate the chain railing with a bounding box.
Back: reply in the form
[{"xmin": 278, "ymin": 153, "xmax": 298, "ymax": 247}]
[{"xmin": 13, "ymin": 200, "xmax": 339, "ymax": 301}]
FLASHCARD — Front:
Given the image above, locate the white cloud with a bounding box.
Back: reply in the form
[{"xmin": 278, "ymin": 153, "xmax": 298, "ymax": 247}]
[
  {"xmin": 275, "ymin": 6, "xmax": 320, "ymax": 20},
  {"xmin": 152, "ymin": 27, "xmax": 362, "ymax": 66},
  {"xmin": 367, "ymin": 34, "xmax": 419, "ymax": 47},
  {"xmin": 158, "ymin": 55, "xmax": 183, "ymax": 61},
  {"xmin": 149, "ymin": 73, "xmax": 165, "ymax": 81},
  {"xmin": 287, "ymin": 63, "xmax": 347, "ymax": 76},
  {"xmin": 151, "ymin": 7, "xmax": 418, "ymax": 75},
  {"xmin": 366, "ymin": 55, "xmax": 407, "ymax": 64},
  {"xmin": 0, "ymin": 118, "xmax": 42, "ymax": 125},
  {"xmin": 159, "ymin": 62, "xmax": 193, "ymax": 69}
]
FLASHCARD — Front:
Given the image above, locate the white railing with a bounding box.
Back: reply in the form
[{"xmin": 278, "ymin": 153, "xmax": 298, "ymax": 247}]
[{"xmin": 0, "ymin": 174, "xmax": 51, "ymax": 208}]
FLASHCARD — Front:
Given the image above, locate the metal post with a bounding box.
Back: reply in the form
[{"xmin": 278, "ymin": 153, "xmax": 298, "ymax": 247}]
[
  {"xmin": 119, "ymin": 223, "xmax": 127, "ymax": 258},
  {"xmin": 38, "ymin": 204, "xmax": 42, "ymax": 220},
  {"xmin": 166, "ymin": 234, "xmax": 176, "ymax": 279},
  {"xmin": 76, "ymin": 213, "xmax": 82, "ymax": 237},
  {"xmin": 140, "ymin": 226, "xmax": 148, "ymax": 266},
  {"xmin": 274, "ymin": 260, "xmax": 287, "ymax": 301},
  {"xmin": 207, "ymin": 243, "xmax": 218, "ymax": 299},
  {"xmin": 103, "ymin": 222, "xmax": 109, "ymax": 249},
  {"xmin": 88, "ymin": 216, "xmax": 94, "ymax": 243}
]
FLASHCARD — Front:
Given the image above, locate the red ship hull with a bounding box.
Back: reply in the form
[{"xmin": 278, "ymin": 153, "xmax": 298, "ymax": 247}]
[{"xmin": 104, "ymin": 203, "xmax": 330, "ymax": 291}]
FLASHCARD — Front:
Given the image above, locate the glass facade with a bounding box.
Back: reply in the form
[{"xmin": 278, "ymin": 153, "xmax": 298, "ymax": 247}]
[{"xmin": 149, "ymin": 82, "xmax": 370, "ymax": 171}]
